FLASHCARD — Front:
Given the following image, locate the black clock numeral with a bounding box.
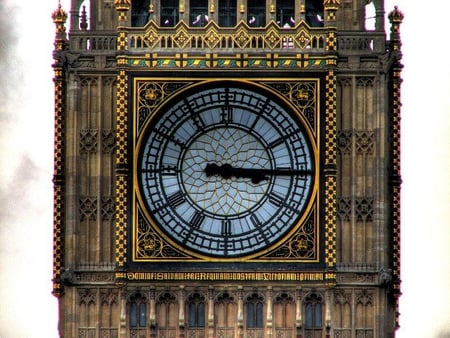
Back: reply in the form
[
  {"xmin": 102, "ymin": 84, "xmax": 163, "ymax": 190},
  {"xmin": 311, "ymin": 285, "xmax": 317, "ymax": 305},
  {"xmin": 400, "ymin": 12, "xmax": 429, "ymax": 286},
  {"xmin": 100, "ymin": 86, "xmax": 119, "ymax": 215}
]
[
  {"xmin": 160, "ymin": 165, "xmax": 178, "ymax": 176},
  {"xmin": 268, "ymin": 137, "xmax": 285, "ymax": 149},
  {"xmin": 191, "ymin": 112, "xmax": 206, "ymax": 130},
  {"xmin": 221, "ymin": 106, "xmax": 233, "ymax": 124},
  {"xmin": 269, "ymin": 192, "xmax": 285, "ymax": 208},
  {"xmin": 167, "ymin": 191, "xmax": 186, "ymax": 209},
  {"xmin": 221, "ymin": 219, "xmax": 232, "ymax": 236},
  {"xmin": 189, "ymin": 211, "xmax": 205, "ymax": 229},
  {"xmin": 250, "ymin": 214, "xmax": 261, "ymax": 228}
]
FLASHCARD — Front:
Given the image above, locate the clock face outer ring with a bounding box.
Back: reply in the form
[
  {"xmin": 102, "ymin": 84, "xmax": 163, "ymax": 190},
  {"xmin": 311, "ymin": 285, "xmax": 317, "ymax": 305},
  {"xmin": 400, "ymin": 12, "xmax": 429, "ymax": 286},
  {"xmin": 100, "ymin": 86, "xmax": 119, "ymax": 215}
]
[{"xmin": 135, "ymin": 80, "xmax": 318, "ymax": 259}]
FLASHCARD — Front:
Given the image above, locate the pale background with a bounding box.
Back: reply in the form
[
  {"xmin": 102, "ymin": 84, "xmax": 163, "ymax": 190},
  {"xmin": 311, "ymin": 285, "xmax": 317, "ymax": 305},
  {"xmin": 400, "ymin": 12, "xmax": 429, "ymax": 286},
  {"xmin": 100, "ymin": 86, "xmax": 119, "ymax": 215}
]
[{"xmin": 0, "ymin": 1, "xmax": 449, "ymax": 337}]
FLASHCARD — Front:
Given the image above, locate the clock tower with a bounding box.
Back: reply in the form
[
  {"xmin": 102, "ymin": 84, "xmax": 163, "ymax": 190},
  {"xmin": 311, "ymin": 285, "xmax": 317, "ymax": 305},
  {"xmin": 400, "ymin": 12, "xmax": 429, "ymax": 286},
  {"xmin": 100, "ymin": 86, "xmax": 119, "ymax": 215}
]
[{"xmin": 52, "ymin": 1, "xmax": 403, "ymax": 337}]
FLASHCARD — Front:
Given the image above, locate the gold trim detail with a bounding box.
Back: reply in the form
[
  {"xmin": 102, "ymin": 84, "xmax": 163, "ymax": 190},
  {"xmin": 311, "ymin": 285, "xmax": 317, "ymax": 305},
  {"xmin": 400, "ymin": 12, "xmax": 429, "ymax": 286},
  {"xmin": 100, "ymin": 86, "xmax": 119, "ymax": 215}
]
[
  {"xmin": 324, "ymin": 70, "xmax": 337, "ymax": 268},
  {"xmin": 115, "ymin": 67, "xmax": 128, "ymax": 267},
  {"xmin": 127, "ymin": 20, "xmax": 327, "ymax": 51},
  {"xmin": 51, "ymin": 3, "xmax": 68, "ymax": 297},
  {"xmin": 131, "ymin": 78, "xmax": 321, "ymax": 263},
  {"xmin": 388, "ymin": 6, "xmax": 404, "ymax": 328}
]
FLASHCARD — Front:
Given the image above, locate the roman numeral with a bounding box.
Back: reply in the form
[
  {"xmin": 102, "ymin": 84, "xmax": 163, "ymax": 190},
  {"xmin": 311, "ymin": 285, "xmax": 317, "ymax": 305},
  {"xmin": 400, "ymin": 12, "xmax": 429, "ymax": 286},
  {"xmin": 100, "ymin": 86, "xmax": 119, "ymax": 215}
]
[
  {"xmin": 250, "ymin": 214, "xmax": 261, "ymax": 228},
  {"xmin": 167, "ymin": 191, "xmax": 185, "ymax": 209},
  {"xmin": 189, "ymin": 211, "xmax": 205, "ymax": 229},
  {"xmin": 269, "ymin": 192, "xmax": 285, "ymax": 207},
  {"xmin": 268, "ymin": 137, "xmax": 284, "ymax": 149},
  {"xmin": 221, "ymin": 219, "xmax": 232, "ymax": 236},
  {"xmin": 221, "ymin": 106, "xmax": 233, "ymax": 124}
]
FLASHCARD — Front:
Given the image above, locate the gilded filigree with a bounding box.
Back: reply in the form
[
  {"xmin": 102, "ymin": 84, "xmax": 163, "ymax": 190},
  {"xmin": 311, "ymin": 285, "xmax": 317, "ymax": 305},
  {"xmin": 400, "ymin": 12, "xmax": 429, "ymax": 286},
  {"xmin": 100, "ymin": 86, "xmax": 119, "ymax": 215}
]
[
  {"xmin": 234, "ymin": 28, "xmax": 250, "ymax": 48},
  {"xmin": 136, "ymin": 81, "xmax": 191, "ymax": 133},
  {"xmin": 296, "ymin": 29, "xmax": 311, "ymax": 49},
  {"xmin": 144, "ymin": 28, "xmax": 159, "ymax": 48},
  {"xmin": 262, "ymin": 81, "xmax": 317, "ymax": 133},
  {"xmin": 173, "ymin": 28, "xmax": 190, "ymax": 49},
  {"xmin": 259, "ymin": 212, "xmax": 317, "ymax": 260},
  {"xmin": 264, "ymin": 28, "xmax": 281, "ymax": 49},
  {"xmin": 205, "ymin": 28, "xmax": 220, "ymax": 49},
  {"xmin": 136, "ymin": 210, "xmax": 191, "ymax": 259}
]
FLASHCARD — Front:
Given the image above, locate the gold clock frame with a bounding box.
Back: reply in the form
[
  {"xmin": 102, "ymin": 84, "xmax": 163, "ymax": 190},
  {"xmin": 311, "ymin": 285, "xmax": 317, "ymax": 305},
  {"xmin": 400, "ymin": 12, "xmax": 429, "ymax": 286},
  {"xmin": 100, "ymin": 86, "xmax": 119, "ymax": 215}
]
[{"xmin": 113, "ymin": 75, "xmax": 336, "ymax": 267}]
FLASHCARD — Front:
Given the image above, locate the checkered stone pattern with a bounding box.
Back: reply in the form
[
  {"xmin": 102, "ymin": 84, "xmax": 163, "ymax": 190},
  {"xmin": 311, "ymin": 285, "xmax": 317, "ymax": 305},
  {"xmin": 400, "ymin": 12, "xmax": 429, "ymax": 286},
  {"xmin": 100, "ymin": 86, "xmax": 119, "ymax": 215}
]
[
  {"xmin": 391, "ymin": 64, "xmax": 403, "ymax": 328},
  {"xmin": 117, "ymin": 31, "xmax": 128, "ymax": 52},
  {"xmin": 326, "ymin": 32, "xmax": 337, "ymax": 52},
  {"xmin": 53, "ymin": 185, "xmax": 64, "ymax": 295},
  {"xmin": 324, "ymin": 70, "xmax": 337, "ymax": 268},
  {"xmin": 115, "ymin": 175, "xmax": 127, "ymax": 267},
  {"xmin": 325, "ymin": 71, "xmax": 337, "ymax": 166},
  {"xmin": 115, "ymin": 70, "xmax": 128, "ymax": 165},
  {"xmin": 52, "ymin": 70, "xmax": 65, "ymax": 296},
  {"xmin": 324, "ymin": 176, "xmax": 337, "ymax": 268}
]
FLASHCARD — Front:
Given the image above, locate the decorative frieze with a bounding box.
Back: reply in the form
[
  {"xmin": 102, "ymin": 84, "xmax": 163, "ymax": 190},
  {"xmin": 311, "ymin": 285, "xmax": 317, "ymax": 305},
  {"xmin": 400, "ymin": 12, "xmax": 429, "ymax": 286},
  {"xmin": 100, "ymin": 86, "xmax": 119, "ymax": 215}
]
[
  {"xmin": 337, "ymin": 129, "xmax": 375, "ymax": 156},
  {"xmin": 79, "ymin": 196, "xmax": 116, "ymax": 221},
  {"xmin": 337, "ymin": 196, "xmax": 373, "ymax": 222}
]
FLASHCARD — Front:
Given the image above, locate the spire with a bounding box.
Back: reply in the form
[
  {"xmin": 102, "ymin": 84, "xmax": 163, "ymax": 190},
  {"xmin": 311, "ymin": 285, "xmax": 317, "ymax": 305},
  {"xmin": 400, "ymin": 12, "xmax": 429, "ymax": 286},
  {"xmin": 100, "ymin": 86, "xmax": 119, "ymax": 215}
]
[
  {"xmin": 52, "ymin": 1, "xmax": 68, "ymax": 28},
  {"xmin": 388, "ymin": 6, "xmax": 404, "ymax": 24},
  {"xmin": 52, "ymin": 1, "xmax": 68, "ymax": 51}
]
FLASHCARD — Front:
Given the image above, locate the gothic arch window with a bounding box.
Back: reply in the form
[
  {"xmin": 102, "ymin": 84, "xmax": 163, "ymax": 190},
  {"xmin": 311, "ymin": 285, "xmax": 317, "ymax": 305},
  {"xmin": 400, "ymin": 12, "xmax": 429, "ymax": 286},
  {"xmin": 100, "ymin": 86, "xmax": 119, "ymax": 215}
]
[
  {"xmin": 215, "ymin": 292, "xmax": 236, "ymax": 336},
  {"xmin": 128, "ymin": 292, "xmax": 147, "ymax": 328},
  {"xmin": 305, "ymin": 0, "xmax": 324, "ymax": 27},
  {"xmin": 247, "ymin": 0, "xmax": 266, "ymax": 27},
  {"xmin": 304, "ymin": 293, "xmax": 323, "ymax": 336},
  {"xmin": 190, "ymin": 0, "xmax": 209, "ymax": 26},
  {"xmin": 187, "ymin": 292, "xmax": 206, "ymax": 328},
  {"xmin": 156, "ymin": 292, "xmax": 178, "ymax": 336},
  {"xmin": 161, "ymin": 0, "xmax": 179, "ymax": 26},
  {"xmin": 132, "ymin": 0, "xmax": 150, "ymax": 27},
  {"xmin": 218, "ymin": 0, "xmax": 237, "ymax": 27},
  {"xmin": 274, "ymin": 292, "xmax": 295, "ymax": 336},
  {"xmin": 245, "ymin": 293, "xmax": 264, "ymax": 329},
  {"xmin": 276, "ymin": 0, "xmax": 295, "ymax": 27}
]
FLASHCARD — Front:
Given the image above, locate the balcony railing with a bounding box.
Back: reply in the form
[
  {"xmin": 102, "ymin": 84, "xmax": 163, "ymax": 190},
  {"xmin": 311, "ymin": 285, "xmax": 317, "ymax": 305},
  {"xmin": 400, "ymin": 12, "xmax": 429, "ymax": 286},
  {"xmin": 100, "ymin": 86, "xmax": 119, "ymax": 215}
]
[{"xmin": 67, "ymin": 24, "xmax": 386, "ymax": 56}]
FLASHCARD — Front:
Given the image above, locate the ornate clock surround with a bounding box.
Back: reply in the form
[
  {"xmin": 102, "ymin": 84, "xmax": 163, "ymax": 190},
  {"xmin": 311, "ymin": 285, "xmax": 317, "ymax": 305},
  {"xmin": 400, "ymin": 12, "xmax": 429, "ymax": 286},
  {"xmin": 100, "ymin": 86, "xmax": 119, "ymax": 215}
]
[{"xmin": 115, "ymin": 70, "xmax": 336, "ymax": 276}]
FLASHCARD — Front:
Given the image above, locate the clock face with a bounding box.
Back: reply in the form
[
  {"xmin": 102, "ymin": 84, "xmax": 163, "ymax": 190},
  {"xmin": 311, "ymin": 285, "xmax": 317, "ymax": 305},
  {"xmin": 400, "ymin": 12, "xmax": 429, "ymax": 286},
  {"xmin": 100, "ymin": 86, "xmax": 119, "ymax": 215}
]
[{"xmin": 137, "ymin": 83, "xmax": 316, "ymax": 258}]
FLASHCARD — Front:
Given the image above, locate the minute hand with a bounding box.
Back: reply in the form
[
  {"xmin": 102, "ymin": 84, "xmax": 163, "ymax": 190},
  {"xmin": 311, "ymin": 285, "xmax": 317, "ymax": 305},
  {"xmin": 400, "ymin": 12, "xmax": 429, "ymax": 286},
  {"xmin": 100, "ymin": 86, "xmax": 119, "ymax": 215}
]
[{"xmin": 204, "ymin": 163, "xmax": 313, "ymax": 184}]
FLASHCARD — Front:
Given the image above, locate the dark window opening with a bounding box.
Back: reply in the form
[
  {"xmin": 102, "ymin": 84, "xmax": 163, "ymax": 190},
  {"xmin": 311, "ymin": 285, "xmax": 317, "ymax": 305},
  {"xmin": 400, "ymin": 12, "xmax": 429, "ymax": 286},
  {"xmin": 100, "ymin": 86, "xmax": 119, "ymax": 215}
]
[
  {"xmin": 187, "ymin": 293, "xmax": 205, "ymax": 328},
  {"xmin": 305, "ymin": 0, "xmax": 324, "ymax": 27},
  {"xmin": 129, "ymin": 294, "xmax": 147, "ymax": 328},
  {"xmin": 246, "ymin": 293, "xmax": 264, "ymax": 328},
  {"xmin": 190, "ymin": 0, "xmax": 209, "ymax": 27},
  {"xmin": 218, "ymin": 0, "xmax": 237, "ymax": 27},
  {"xmin": 161, "ymin": 0, "xmax": 179, "ymax": 26},
  {"xmin": 305, "ymin": 294, "xmax": 322, "ymax": 329},
  {"xmin": 247, "ymin": 0, "xmax": 266, "ymax": 27},
  {"xmin": 131, "ymin": 0, "xmax": 150, "ymax": 27},
  {"xmin": 276, "ymin": 0, "xmax": 295, "ymax": 27}
]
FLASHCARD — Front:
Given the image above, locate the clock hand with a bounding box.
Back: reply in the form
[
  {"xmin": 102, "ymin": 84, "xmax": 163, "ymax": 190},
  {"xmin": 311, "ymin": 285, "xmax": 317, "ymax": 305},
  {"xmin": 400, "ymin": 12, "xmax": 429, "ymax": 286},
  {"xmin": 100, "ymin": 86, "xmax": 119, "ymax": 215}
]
[{"xmin": 204, "ymin": 163, "xmax": 313, "ymax": 184}]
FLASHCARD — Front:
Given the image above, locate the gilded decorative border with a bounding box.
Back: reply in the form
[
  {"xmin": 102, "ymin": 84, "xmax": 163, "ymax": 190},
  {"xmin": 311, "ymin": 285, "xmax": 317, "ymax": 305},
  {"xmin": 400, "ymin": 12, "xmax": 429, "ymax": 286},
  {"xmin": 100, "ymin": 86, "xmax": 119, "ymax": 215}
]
[
  {"xmin": 51, "ymin": 3, "xmax": 68, "ymax": 297},
  {"xmin": 127, "ymin": 54, "xmax": 327, "ymax": 69},
  {"xmin": 131, "ymin": 78, "xmax": 322, "ymax": 263},
  {"xmin": 52, "ymin": 72, "xmax": 65, "ymax": 295},
  {"xmin": 114, "ymin": 64, "xmax": 128, "ymax": 268},
  {"xmin": 388, "ymin": 6, "xmax": 404, "ymax": 329},
  {"xmin": 324, "ymin": 70, "xmax": 337, "ymax": 269}
]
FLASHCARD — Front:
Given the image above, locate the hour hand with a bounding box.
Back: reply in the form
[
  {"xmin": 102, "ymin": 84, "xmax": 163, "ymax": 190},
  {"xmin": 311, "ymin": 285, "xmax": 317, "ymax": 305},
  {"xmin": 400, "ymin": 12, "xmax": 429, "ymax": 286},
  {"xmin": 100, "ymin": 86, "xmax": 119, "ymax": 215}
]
[
  {"xmin": 204, "ymin": 163, "xmax": 312, "ymax": 184},
  {"xmin": 204, "ymin": 163, "xmax": 267, "ymax": 183}
]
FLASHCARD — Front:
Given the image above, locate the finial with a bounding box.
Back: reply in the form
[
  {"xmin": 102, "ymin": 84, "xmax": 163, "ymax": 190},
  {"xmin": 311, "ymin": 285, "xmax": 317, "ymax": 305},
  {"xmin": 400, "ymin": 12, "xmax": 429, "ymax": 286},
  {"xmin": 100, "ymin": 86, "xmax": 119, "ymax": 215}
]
[
  {"xmin": 52, "ymin": 0, "xmax": 68, "ymax": 25},
  {"xmin": 388, "ymin": 6, "xmax": 404, "ymax": 24},
  {"xmin": 324, "ymin": 0, "xmax": 340, "ymax": 11}
]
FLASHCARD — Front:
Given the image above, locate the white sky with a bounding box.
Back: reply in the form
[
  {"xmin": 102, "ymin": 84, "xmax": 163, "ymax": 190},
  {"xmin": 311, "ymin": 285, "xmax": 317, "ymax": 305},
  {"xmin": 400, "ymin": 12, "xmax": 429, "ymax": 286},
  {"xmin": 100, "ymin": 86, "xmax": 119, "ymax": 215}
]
[{"xmin": 0, "ymin": 1, "xmax": 449, "ymax": 337}]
